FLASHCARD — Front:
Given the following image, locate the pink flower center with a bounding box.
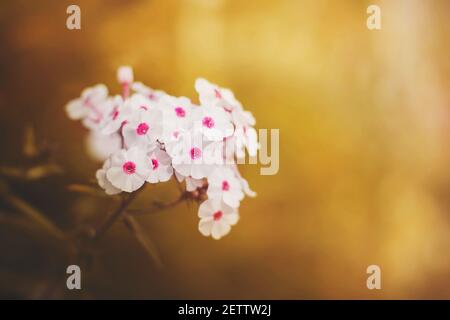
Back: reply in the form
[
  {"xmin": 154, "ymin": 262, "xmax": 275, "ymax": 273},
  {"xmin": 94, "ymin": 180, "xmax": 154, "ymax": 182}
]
[
  {"xmin": 151, "ymin": 158, "xmax": 159, "ymax": 170},
  {"xmin": 175, "ymin": 107, "xmax": 186, "ymax": 118},
  {"xmin": 202, "ymin": 116, "xmax": 215, "ymax": 128},
  {"xmin": 136, "ymin": 122, "xmax": 149, "ymax": 135},
  {"xmin": 213, "ymin": 210, "xmax": 223, "ymax": 221},
  {"xmin": 172, "ymin": 131, "xmax": 179, "ymax": 139},
  {"xmin": 190, "ymin": 147, "xmax": 202, "ymax": 160},
  {"xmin": 222, "ymin": 180, "xmax": 230, "ymax": 191},
  {"xmin": 140, "ymin": 105, "xmax": 148, "ymax": 111},
  {"xmin": 122, "ymin": 161, "xmax": 136, "ymax": 175}
]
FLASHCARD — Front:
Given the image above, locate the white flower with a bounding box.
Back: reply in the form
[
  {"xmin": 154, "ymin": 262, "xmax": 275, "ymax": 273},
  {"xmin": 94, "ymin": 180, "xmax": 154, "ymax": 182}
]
[
  {"xmin": 195, "ymin": 78, "xmax": 239, "ymax": 111},
  {"xmin": 117, "ymin": 66, "xmax": 134, "ymax": 85},
  {"xmin": 122, "ymin": 107, "xmax": 163, "ymax": 148},
  {"xmin": 240, "ymin": 176, "xmax": 257, "ymax": 197},
  {"xmin": 192, "ymin": 105, "xmax": 234, "ymax": 141},
  {"xmin": 159, "ymin": 95, "xmax": 193, "ymax": 144},
  {"xmin": 146, "ymin": 148, "xmax": 173, "ymax": 183},
  {"xmin": 66, "ymin": 71, "xmax": 258, "ymax": 241},
  {"xmin": 131, "ymin": 82, "xmax": 166, "ymax": 102},
  {"xmin": 99, "ymin": 95, "xmax": 130, "ymax": 135},
  {"xmin": 167, "ymin": 132, "xmax": 216, "ymax": 179},
  {"xmin": 101, "ymin": 93, "xmax": 159, "ymax": 137},
  {"xmin": 96, "ymin": 159, "xmax": 122, "ymax": 195},
  {"xmin": 231, "ymin": 107, "xmax": 256, "ymax": 128},
  {"xmin": 174, "ymin": 171, "xmax": 205, "ymax": 192},
  {"xmin": 198, "ymin": 199, "xmax": 239, "ymax": 240},
  {"xmin": 207, "ymin": 167, "xmax": 244, "ymax": 208},
  {"xmin": 86, "ymin": 131, "xmax": 122, "ymax": 162},
  {"xmin": 230, "ymin": 164, "xmax": 257, "ymax": 197},
  {"xmin": 80, "ymin": 95, "xmax": 118, "ymax": 131},
  {"xmin": 106, "ymin": 147, "xmax": 150, "ymax": 192},
  {"xmin": 66, "ymin": 84, "xmax": 108, "ymax": 120},
  {"xmin": 127, "ymin": 92, "xmax": 157, "ymax": 111},
  {"xmin": 195, "ymin": 77, "xmax": 256, "ymax": 128}
]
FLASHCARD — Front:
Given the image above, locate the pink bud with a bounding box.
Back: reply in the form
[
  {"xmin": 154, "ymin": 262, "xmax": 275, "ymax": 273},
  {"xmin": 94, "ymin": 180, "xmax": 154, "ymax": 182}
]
[{"xmin": 117, "ymin": 66, "xmax": 133, "ymax": 84}]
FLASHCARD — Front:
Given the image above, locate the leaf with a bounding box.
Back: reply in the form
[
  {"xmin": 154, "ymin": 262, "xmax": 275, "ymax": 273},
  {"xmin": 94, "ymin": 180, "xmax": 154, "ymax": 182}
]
[
  {"xmin": 26, "ymin": 164, "xmax": 63, "ymax": 180},
  {"xmin": 122, "ymin": 215, "xmax": 163, "ymax": 269},
  {"xmin": 0, "ymin": 164, "xmax": 63, "ymax": 180},
  {"xmin": 0, "ymin": 166, "xmax": 26, "ymax": 179},
  {"xmin": 66, "ymin": 184, "xmax": 108, "ymax": 198},
  {"xmin": 0, "ymin": 180, "xmax": 66, "ymax": 241}
]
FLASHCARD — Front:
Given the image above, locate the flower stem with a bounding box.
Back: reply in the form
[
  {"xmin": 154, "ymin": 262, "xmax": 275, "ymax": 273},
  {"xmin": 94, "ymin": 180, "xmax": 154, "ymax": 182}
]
[
  {"xmin": 92, "ymin": 187, "xmax": 144, "ymax": 241},
  {"xmin": 127, "ymin": 192, "xmax": 188, "ymax": 216}
]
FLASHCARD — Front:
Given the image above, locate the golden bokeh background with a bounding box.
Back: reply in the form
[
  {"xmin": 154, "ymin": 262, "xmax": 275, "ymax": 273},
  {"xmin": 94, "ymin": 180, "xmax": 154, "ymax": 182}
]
[{"xmin": 0, "ymin": 0, "xmax": 449, "ymax": 299}]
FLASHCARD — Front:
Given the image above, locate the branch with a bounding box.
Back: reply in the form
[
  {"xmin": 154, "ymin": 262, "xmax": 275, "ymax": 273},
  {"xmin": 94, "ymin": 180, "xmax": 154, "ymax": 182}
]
[
  {"xmin": 127, "ymin": 192, "xmax": 188, "ymax": 216},
  {"xmin": 91, "ymin": 186, "xmax": 145, "ymax": 241}
]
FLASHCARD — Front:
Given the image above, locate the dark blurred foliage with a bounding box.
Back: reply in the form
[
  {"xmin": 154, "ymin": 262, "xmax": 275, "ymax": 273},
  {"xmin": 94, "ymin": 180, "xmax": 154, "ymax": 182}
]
[{"xmin": 0, "ymin": 0, "xmax": 449, "ymax": 299}]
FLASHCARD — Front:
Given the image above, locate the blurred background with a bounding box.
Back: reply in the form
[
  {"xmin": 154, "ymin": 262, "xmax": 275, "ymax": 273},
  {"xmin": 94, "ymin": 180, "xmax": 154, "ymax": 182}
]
[{"xmin": 0, "ymin": 0, "xmax": 449, "ymax": 299}]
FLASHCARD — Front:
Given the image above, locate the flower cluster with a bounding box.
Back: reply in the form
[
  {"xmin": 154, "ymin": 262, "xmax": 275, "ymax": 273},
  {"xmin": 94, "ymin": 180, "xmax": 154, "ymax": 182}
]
[{"xmin": 66, "ymin": 66, "xmax": 257, "ymax": 239}]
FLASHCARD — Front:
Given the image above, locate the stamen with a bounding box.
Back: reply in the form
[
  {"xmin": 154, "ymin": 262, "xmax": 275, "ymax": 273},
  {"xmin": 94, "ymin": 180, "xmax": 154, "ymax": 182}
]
[
  {"xmin": 222, "ymin": 180, "xmax": 230, "ymax": 191},
  {"xmin": 151, "ymin": 159, "xmax": 159, "ymax": 170},
  {"xmin": 122, "ymin": 161, "xmax": 136, "ymax": 174},
  {"xmin": 213, "ymin": 210, "xmax": 223, "ymax": 221},
  {"xmin": 202, "ymin": 116, "xmax": 215, "ymax": 128},
  {"xmin": 190, "ymin": 147, "xmax": 202, "ymax": 160},
  {"xmin": 175, "ymin": 107, "xmax": 186, "ymax": 118},
  {"xmin": 136, "ymin": 122, "xmax": 149, "ymax": 135}
]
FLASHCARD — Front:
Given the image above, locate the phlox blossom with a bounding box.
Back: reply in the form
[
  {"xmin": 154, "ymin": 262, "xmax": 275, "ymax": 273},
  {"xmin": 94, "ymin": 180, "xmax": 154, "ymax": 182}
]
[
  {"xmin": 207, "ymin": 167, "xmax": 244, "ymax": 208},
  {"xmin": 146, "ymin": 148, "xmax": 173, "ymax": 183},
  {"xmin": 106, "ymin": 147, "xmax": 150, "ymax": 192},
  {"xmin": 67, "ymin": 66, "xmax": 259, "ymax": 240},
  {"xmin": 198, "ymin": 199, "xmax": 239, "ymax": 240},
  {"xmin": 96, "ymin": 159, "xmax": 122, "ymax": 195}
]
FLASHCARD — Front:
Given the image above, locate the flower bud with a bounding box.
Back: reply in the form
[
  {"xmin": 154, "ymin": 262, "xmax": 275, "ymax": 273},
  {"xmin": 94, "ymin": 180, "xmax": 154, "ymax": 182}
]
[{"xmin": 117, "ymin": 66, "xmax": 133, "ymax": 84}]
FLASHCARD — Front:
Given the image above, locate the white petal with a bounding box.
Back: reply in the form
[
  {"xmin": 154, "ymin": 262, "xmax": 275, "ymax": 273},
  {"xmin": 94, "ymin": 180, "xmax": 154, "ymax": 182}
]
[
  {"xmin": 86, "ymin": 132, "xmax": 122, "ymax": 162},
  {"xmin": 175, "ymin": 170, "xmax": 185, "ymax": 182},
  {"xmin": 128, "ymin": 174, "xmax": 146, "ymax": 192},
  {"xmin": 96, "ymin": 168, "xmax": 107, "ymax": 189},
  {"xmin": 106, "ymin": 167, "xmax": 128, "ymax": 190},
  {"xmin": 198, "ymin": 199, "xmax": 215, "ymax": 218},
  {"xmin": 147, "ymin": 171, "xmax": 159, "ymax": 183},
  {"xmin": 66, "ymin": 100, "xmax": 87, "ymax": 120},
  {"xmin": 159, "ymin": 165, "xmax": 173, "ymax": 182},
  {"xmin": 241, "ymin": 178, "xmax": 257, "ymax": 197},
  {"xmin": 198, "ymin": 218, "xmax": 214, "ymax": 237},
  {"xmin": 223, "ymin": 191, "xmax": 241, "ymax": 208},
  {"xmin": 211, "ymin": 221, "xmax": 231, "ymax": 240},
  {"xmin": 190, "ymin": 164, "xmax": 208, "ymax": 180},
  {"xmin": 223, "ymin": 212, "xmax": 239, "ymax": 226},
  {"xmin": 246, "ymin": 127, "xmax": 258, "ymax": 157},
  {"xmin": 173, "ymin": 163, "xmax": 191, "ymax": 177},
  {"xmin": 207, "ymin": 185, "xmax": 222, "ymax": 199}
]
